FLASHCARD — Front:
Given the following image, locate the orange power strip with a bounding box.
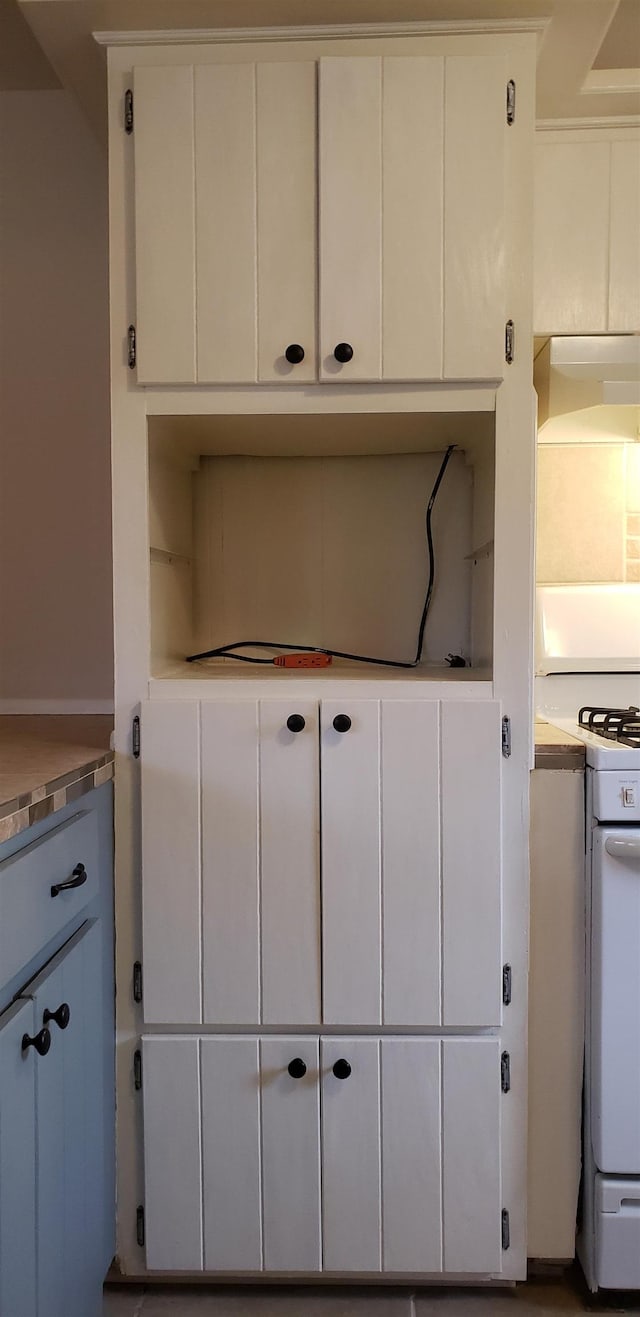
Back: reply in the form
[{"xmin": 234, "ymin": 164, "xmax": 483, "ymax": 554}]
[{"xmin": 273, "ymin": 653, "xmax": 333, "ymax": 668}]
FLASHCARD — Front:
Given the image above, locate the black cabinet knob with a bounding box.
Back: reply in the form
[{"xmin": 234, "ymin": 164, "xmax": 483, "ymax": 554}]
[
  {"xmin": 22, "ymin": 1028, "xmax": 51, "ymax": 1058},
  {"xmin": 332, "ymin": 714, "xmax": 351, "ymax": 734},
  {"xmin": 285, "ymin": 344, "xmax": 305, "ymax": 365},
  {"xmin": 287, "ymin": 1057, "xmax": 307, "ymax": 1079},
  {"xmin": 51, "ymin": 862, "xmax": 87, "ymax": 898},
  {"xmin": 43, "ymin": 1002, "xmax": 70, "ymax": 1031},
  {"xmin": 286, "ymin": 714, "xmax": 306, "ymax": 734},
  {"xmin": 332, "ymin": 1058, "xmax": 351, "ymax": 1080},
  {"xmin": 333, "ymin": 343, "xmax": 353, "ymax": 364}
]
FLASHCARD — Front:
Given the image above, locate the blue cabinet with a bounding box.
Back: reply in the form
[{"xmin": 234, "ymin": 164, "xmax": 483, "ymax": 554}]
[{"xmin": 0, "ymin": 787, "xmax": 114, "ymax": 1317}]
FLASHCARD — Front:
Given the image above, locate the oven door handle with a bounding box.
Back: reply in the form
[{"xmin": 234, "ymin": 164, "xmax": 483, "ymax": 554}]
[{"xmin": 605, "ymin": 837, "xmax": 640, "ymax": 863}]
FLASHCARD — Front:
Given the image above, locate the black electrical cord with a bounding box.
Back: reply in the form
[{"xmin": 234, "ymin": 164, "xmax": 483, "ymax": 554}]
[{"xmin": 186, "ymin": 444, "xmax": 457, "ymax": 669}]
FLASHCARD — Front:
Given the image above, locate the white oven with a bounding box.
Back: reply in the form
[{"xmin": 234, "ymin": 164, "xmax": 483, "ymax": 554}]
[{"xmin": 536, "ymin": 584, "xmax": 640, "ymax": 1292}]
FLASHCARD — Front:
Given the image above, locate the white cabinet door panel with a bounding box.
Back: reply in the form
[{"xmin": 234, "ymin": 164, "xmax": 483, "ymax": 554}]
[
  {"xmin": 260, "ymin": 1037, "xmax": 321, "ymax": 1271},
  {"xmin": 382, "ymin": 57, "xmax": 444, "ymax": 381},
  {"xmin": 141, "ymin": 701, "xmax": 201, "ymax": 1024},
  {"xmin": 321, "ymin": 1037, "xmax": 381, "ymax": 1272},
  {"xmin": 143, "ymin": 1037, "xmax": 202, "ymax": 1270},
  {"xmin": 381, "ymin": 701, "xmax": 440, "ymax": 1025},
  {"xmin": 133, "ymin": 66, "xmax": 196, "ymax": 383},
  {"xmin": 195, "ymin": 64, "xmax": 258, "ymax": 383},
  {"xmin": 610, "ymin": 140, "xmax": 640, "ymax": 332},
  {"xmin": 201, "ymin": 701, "xmax": 260, "ymax": 1025},
  {"xmin": 441, "ymin": 701, "xmax": 502, "ymax": 1026},
  {"xmin": 259, "ymin": 701, "xmax": 320, "ymax": 1025},
  {"xmin": 0, "ymin": 998, "xmax": 37, "ymax": 1317},
  {"xmin": 319, "ymin": 58, "xmax": 382, "ymax": 382},
  {"xmin": 443, "ymin": 1038, "xmax": 502, "ymax": 1273},
  {"xmin": 257, "ymin": 63, "xmax": 317, "ymax": 382},
  {"xmin": 381, "ymin": 1038, "xmax": 442, "ymax": 1272},
  {"xmin": 443, "ymin": 56, "xmax": 506, "ymax": 378},
  {"xmin": 534, "ymin": 140, "xmax": 610, "ymax": 334},
  {"xmin": 321, "ymin": 701, "xmax": 381, "ymax": 1024},
  {"xmin": 201, "ymin": 1037, "xmax": 262, "ymax": 1271}
]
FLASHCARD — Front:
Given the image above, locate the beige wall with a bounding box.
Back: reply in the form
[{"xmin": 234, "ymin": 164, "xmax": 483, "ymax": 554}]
[
  {"xmin": 537, "ymin": 441, "xmax": 640, "ymax": 584},
  {"xmin": 0, "ymin": 90, "xmax": 113, "ymax": 707}
]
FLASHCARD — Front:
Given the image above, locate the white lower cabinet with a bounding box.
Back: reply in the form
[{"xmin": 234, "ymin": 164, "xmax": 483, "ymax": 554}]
[{"xmin": 142, "ymin": 1034, "xmax": 502, "ymax": 1276}]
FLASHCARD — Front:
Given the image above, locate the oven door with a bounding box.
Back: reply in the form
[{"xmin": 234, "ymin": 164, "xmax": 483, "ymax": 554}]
[{"xmin": 591, "ymin": 827, "xmax": 640, "ymax": 1173}]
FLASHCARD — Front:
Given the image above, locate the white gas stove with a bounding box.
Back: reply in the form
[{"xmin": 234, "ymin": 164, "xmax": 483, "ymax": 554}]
[{"xmin": 536, "ymin": 585, "xmax": 640, "ymax": 1292}]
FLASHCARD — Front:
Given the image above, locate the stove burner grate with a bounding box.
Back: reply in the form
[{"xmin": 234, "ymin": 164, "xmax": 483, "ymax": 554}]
[{"xmin": 578, "ymin": 705, "xmax": 640, "ymax": 747}]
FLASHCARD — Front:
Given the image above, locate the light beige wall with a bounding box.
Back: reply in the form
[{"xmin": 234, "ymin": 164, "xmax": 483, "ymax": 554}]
[
  {"xmin": 0, "ymin": 90, "xmax": 113, "ymax": 707},
  {"xmin": 537, "ymin": 441, "xmax": 640, "ymax": 584}
]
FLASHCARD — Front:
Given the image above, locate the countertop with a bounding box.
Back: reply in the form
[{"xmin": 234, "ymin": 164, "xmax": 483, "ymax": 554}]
[
  {"xmin": 0, "ymin": 715, "xmax": 114, "ymax": 843},
  {"xmin": 534, "ymin": 719, "xmax": 585, "ymax": 771}
]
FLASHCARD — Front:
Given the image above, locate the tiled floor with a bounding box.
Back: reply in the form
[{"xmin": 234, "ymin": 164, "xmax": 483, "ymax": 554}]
[{"xmin": 102, "ymin": 1275, "xmax": 640, "ymax": 1316}]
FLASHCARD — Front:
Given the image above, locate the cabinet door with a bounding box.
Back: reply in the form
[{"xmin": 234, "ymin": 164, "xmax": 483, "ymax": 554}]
[
  {"xmin": 142, "ymin": 700, "xmax": 320, "ymax": 1026},
  {"xmin": 133, "ymin": 62, "xmax": 316, "ymax": 384},
  {"xmin": 321, "ymin": 1037, "xmax": 381, "ymax": 1272},
  {"xmin": 0, "ymin": 997, "xmax": 37, "ymax": 1317},
  {"xmin": 609, "ymin": 139, "xmax": 640, "ymax": 332},
  {"xmin": 26, "ymin": 921, "xmax": 104, "ymax": 1317},
  {"xmin": 533, "ymin": 140, "xmax": 610, "ymax": 334},
  {"xmin": 319, "ymin": 55, "xmax": 506, "ymax": 382}
]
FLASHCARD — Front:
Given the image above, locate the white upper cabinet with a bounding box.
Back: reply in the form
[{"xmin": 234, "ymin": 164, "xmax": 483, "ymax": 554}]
[
  {"xmin": 132, "ymin": 53, "xmax": 507, "ymax": 385},
  {"xmin": 533, "ymin": 130, "xmax": 640, "ymax": 335}
]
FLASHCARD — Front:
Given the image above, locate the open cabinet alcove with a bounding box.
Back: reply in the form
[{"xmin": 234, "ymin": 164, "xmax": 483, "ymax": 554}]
[{"xmin": 147, "ymin": 408, "xmax": 496, "ymax": 683}]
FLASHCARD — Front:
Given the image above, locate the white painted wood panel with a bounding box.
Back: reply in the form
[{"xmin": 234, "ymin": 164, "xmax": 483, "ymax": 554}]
[
  {"xmin": 441, "ymin": 701, "xmax": 502, "ymax": 1026},
  {"xmin": 257, "ymin": 63, "xmax": 317, "ymax": 382},
  {"xmin": 142, "ymin": 1037, "xmax": 202, "ymax": 1270},
  {"xmin": 319, "ymin": 58, "xmax": 382, "ymax": 382},
  {"xmin": 259, "ymin": 700, "xmax": 321, "ymax": 1024},
  {"xmin": 195, "ymin": 64, "xmax": 257, "ymax": 383},
  {"xmin": 321, "ymin": 1037, "xmax": 381, "ymax": 1272},
  {"xmin": 201, "ymin": 701, "xmax": 259, "ymax": 1025},
  {"xmin": 381, "ymin": 1038, "xmax": 442, "ymax": 1272},
  {"xmin": 0, "ymin": 999, "xmax": 36, "ymax": 1317},
  {"xmin": 260, "ymin": 1037, "xmax": 321, "ymax": 1271},
  {"xmin": 533, "ymin": 140, "xmax": 610, "ymax": 334},
  {"xmin": 609, "ymin": 140, "xmax": 640, "ymax": 332},
  {"xmin": 321, "ymin": 700, "xmax": 381, "ymax": 1024},
  {"xmin": 381, "ymin": 700, "xmax": 440, "ymax": 1024},
  {"xmin": 443, "ymin": 1038, "xmax": 501, "ymax": 1273},
  {"xmin": 382, "ymin": 57, "xmax": 444, "ymax": 381},
  {"xmin": 443, "ymin": 56, "xmax": 506, "ymax": 378},
  {"xmin": 141, "ymin": 701, "xmax": 201, "ymax": 1024},
  {"xmin": 133, "ymin": 66, "xmax": 196, "ymax": 383},
  {"xmin": 201, "ymin": 1037, "xmax": 262, "ymax": 1271}
]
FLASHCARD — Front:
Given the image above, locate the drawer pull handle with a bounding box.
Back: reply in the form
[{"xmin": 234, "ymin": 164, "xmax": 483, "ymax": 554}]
[
  {"xmin": 333, "ymin": 342, "xmax": 353, "ymax": 364},
  {"xmin": 43, "ymin": 1002, "xmax": 70, "ymax": 1031},
  {"xmin": 287, "ymin": 1058, "xmax": 307, "ymax": 1079},
  {"xmin": 285, "ymin": 344, "xmax": 305, "ymax": 365},
  {"xmin": 51, "ymin": 862, "xmax": 87, "ymax": 898},
  {"xmin": 22, "ymin": 1028, "xmax": 51, "ymax": 1058},
  {"xmin": 332, "ymin": 1058, "xmax": 351, "ymax": 1080},
  {"xmin": 332, "ymin": 714, "xmax": 351, "ymax": 734},
  {"xmin": 286, "ymin": 714, "xmax": 306, "ymax": 733}
]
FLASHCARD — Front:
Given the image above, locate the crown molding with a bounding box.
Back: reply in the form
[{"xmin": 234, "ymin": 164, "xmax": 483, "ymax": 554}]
[
  {"xmin": 536, "ymin": 114, "xmax": 640, "ymax": 131},
  {"xmin": 93, "ymin": 18, "xmax": 548, "ymax": 48}
]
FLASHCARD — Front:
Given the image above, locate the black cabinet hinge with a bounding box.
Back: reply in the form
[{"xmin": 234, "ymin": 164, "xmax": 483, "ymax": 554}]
[
  {"xmin": 501, "ymin": 1050, "xmax": 511, "ymax": 1094},
  {"xmin": 125, "ymin": 89, "xmax": 134, "ymax": 135},
  {"xmin": 134, "ymin": 1049, "xmax": 143, "ymax": 1091},
  {"xmin": 133, "ymin": 961, "xmax": 143, "ymax": 1004},
  {"xmin": 502, "ymin": 963, "xmax": 512, "ymax": 1007},
  {"xmin": 127, "ymin": 324, "xmax": 137, "ymax": 370},
  {"xmin": 505, "ymin": 319, "xmax": 515, "ymax": 365},
  {"xmin": 501, "ymin": 715, "xmax": 512, "ymax": 758},
  {"xmin": 506, "ymin": 80, "xmax": 516, "ymax": 125},
  {"xmin": 136, "ymin": 1205, "xmax": 145, "ymax": 1247},
  {"xmin": 132, "ymin": 714, "xmax": 141, "ymax": 759},
  {"xmin": 502, "ymin": 1208, "xmax": 510, "ymax": 1250}
]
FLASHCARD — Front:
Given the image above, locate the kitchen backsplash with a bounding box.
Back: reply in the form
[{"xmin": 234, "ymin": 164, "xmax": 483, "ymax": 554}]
[{"xmin": 537, "ymin": 442, "xmax": 640, "ymax": 583}]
